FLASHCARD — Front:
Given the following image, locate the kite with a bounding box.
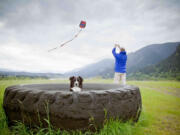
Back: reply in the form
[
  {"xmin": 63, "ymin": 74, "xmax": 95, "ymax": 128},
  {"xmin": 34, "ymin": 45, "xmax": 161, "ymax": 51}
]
[{"xmin": 48, "ymin": 20, "xmax": 86, "ymax": 52}]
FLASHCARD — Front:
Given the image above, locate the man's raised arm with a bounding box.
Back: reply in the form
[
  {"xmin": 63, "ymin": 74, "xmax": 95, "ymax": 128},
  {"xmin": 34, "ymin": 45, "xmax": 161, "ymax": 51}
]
[
  {"xmin": 112, "ymin": 45, "xmax": 117, "ymax": 57},
  {"xmin": 112, "ymin": 44, "xmax": 121, "ymax": 57}
]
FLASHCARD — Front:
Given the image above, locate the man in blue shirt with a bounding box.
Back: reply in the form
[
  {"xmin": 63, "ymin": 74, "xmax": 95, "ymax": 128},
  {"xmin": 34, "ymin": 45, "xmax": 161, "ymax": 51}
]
[{"xmin": 112, "ymin": 44, "xmax": 127, "ymax": 85}]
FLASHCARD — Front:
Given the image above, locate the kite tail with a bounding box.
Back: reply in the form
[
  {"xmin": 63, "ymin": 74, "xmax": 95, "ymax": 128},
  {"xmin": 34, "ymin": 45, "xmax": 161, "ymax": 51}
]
[{"xmin": 48, "ymin": 29, "xmax": 82, "ymax": 52}]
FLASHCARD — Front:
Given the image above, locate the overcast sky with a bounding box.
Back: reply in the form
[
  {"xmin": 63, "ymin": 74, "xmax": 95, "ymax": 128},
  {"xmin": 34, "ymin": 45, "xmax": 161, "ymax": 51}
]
[{"xmin": 0, "ymin": 0, "xmax": 180, "ymax": 73}]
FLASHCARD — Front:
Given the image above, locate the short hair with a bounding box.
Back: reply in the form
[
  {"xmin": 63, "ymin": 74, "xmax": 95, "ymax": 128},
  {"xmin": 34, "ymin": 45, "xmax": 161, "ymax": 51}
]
[{"xmin": 120, "ymin": 47, "xmax": 125, "ymax": 52}]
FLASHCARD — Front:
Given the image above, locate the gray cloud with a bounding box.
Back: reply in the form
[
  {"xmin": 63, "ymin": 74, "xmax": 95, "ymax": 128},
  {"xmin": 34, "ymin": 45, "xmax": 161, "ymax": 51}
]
[{"xmin": 0, "ymin": 0, "xmax": 180, "ymax": 72}]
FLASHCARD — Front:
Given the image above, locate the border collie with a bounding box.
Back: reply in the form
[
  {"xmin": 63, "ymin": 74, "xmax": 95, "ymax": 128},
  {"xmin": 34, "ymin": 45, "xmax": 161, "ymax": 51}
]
[{"xmin": 69, "ymin": 76, "xmax": 83, "ymax": 92}]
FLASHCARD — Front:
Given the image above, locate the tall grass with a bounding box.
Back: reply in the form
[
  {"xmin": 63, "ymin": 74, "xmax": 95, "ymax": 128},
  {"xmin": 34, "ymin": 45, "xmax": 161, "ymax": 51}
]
[{"xmin": 9, "ymin": 105, "xmax": 148, "ymax": 135}]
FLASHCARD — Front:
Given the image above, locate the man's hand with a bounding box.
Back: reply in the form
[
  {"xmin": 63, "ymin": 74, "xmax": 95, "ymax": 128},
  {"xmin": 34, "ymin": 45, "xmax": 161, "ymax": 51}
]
[{"xmin": 115, "ymin": 44, "xmax": 120, "ymax": 49}]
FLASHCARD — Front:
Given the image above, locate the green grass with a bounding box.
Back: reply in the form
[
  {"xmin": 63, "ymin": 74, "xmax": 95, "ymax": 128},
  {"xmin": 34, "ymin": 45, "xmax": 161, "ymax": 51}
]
[{"xmin": 0, "ymin": 79, "xmax": 180, "ymax": 135}]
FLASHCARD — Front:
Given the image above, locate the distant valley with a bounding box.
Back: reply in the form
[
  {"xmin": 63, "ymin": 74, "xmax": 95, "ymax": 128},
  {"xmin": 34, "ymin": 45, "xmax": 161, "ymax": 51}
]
[{"xmin": 1, "ymin": 42, "xmax": 180, "ymax": 80}]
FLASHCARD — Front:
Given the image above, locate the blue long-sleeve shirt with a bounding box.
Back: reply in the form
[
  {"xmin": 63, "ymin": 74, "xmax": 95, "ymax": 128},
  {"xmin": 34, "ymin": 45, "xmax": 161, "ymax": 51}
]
[{"xmin": 112, "ymin": 48, "xmax": 127, "ymax": 73}]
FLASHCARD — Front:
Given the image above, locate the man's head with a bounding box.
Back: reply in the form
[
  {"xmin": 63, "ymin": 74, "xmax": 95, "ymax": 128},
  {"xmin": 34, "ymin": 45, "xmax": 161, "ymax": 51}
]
[{"xmin": 120, "ymin": 47, "xmax": 125, "ymax": 52}]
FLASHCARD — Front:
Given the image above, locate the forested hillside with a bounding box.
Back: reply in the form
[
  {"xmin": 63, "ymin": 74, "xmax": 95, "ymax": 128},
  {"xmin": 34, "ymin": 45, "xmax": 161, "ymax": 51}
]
[{"xmin": 128, "ymin": 45, "xmax": 180, "ymax": 80}]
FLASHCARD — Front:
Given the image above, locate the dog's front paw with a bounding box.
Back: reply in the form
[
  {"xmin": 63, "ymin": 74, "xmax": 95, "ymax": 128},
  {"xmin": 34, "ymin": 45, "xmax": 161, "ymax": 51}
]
[{"xmin": 71, "ymin": 87, "xmax": 81, "ymax": 92}]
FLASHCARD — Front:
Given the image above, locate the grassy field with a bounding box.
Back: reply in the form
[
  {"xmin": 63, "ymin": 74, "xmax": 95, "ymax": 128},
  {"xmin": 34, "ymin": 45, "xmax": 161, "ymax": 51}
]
[{"xmin": 0, "ymin": 79, "xmax": 180, "ymax": 135}]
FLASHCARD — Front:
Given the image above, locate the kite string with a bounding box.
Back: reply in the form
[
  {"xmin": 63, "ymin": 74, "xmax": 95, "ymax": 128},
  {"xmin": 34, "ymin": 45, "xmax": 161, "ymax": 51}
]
[{"xmin": 48, "ymin": 29, "xmax": 82, "ymax": 52}]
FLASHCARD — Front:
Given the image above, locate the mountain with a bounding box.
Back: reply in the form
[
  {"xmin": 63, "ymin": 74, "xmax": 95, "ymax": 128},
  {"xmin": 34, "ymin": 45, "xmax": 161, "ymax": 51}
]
[
  {"xmin": 0, "ymin": 68, "xmax": 13, "ymax": 72},
  {"xmin": 127, "ymin": 42, "xmax": 180, "ymax": 73},
  {"xmin": 64, "ymin": 59, "xmax": 114, "ymax": 78},
  {"xmin": 136, "ymin": 45, "xmax": 180, "ymax": 77},
  {"xmin": 64, "ymin": 42, "xmax": 180, "ymax": 78},
  {"xmin": 0, "ymin": 70, "xmax": 62, "ymax": 78}
]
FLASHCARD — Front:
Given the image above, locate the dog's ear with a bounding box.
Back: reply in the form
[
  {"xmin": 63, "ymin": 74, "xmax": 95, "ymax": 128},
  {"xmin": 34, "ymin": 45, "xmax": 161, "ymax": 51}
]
[
  {"xmin": 78, "ymin": 76, "xmax": 83, "ymax": 82},
  {"xmin": 69, "ymin": 76, "xmax": 75, "ymax": 88},
  {"xmin": 69, "ymin": 76, "xmax": 75, "ymax": 81},
  {"xmin": 78, "ymin": 76, "xmax": 83, "ymax": 89}
]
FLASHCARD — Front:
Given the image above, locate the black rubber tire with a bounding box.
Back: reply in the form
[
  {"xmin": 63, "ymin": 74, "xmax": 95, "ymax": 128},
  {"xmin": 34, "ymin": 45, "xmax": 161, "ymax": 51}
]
[{"xmin": 3, "ymin": 83, "xmax": 142, "ymax": 130}]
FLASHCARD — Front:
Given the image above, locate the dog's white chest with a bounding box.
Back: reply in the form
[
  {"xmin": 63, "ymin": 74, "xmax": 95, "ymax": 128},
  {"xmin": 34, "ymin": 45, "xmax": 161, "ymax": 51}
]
[{"xmin": 71, "ymin": 87, "xmax": 81, "ymax": 92}]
